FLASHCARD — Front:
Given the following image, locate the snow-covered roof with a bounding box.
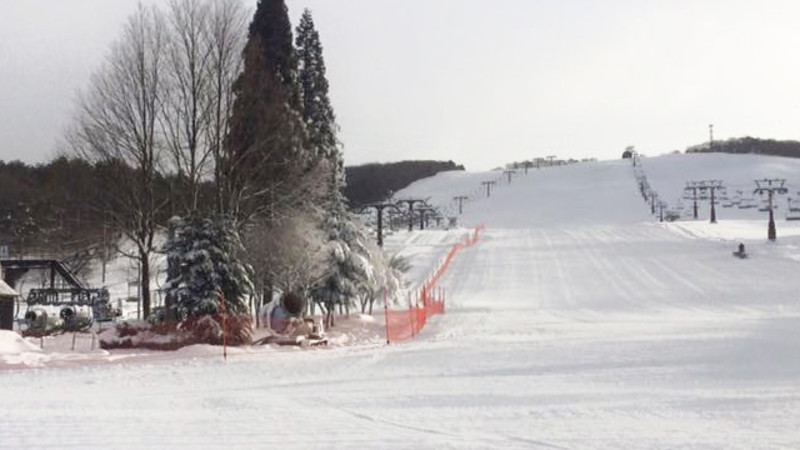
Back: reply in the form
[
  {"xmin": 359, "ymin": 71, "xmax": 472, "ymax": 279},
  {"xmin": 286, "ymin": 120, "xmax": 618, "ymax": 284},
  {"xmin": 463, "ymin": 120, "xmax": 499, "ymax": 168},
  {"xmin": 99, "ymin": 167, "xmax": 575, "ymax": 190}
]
[{"xmin": 0, "ymin": 279, "xmax": 17, "ymax": 297}]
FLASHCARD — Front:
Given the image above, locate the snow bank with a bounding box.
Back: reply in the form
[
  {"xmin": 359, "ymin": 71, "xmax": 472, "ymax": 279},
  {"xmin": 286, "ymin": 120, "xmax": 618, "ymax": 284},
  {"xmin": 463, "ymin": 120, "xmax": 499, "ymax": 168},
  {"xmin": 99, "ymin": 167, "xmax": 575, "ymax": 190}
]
[{"xmin": 0, "ymin": 330, "xmax": 41, "ymax": 355}]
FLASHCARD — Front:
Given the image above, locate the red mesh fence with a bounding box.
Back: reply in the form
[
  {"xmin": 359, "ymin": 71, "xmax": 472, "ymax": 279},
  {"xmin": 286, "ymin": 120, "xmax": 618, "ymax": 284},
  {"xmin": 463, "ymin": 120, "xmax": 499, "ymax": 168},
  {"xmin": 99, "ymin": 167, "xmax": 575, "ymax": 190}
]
[{"xmin": 385, "ymin": 225, "xmax": 485, "ymax": 343}]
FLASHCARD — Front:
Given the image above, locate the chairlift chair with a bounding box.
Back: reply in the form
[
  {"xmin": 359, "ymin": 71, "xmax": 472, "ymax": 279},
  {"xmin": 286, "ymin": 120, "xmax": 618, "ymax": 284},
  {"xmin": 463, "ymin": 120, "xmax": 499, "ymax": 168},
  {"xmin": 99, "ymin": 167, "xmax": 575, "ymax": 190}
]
[{"xmin": 738, "ymin": 197, "xmax": 757, "ymax": 209}]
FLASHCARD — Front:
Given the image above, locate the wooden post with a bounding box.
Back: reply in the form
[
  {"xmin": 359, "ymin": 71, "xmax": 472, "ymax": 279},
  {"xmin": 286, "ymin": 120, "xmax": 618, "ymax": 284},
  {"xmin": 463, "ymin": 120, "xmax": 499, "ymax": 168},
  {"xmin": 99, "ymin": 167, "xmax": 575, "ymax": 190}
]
[
  {"xmin": 218, "ymin": 291, "xmax": 228, "ymax": 361},
  {"xmin": 384, "ymin": 291, "xmax": 390, "ymax": 345}
]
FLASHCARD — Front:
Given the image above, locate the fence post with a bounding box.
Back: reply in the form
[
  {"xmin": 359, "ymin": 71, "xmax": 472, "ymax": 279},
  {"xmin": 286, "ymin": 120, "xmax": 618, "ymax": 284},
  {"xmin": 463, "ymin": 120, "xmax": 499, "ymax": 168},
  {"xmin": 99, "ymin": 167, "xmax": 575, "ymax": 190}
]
[
  {"xmin": 384, "ymin": 291, "xmax": 390, "ymax": 345},
  {"xmin": 218, "ymin": 291, "xmax": 228, "ymax": 361},
  {"xmin": 409, "ymin": 304, "xmax": 415, "ymax": 337}
]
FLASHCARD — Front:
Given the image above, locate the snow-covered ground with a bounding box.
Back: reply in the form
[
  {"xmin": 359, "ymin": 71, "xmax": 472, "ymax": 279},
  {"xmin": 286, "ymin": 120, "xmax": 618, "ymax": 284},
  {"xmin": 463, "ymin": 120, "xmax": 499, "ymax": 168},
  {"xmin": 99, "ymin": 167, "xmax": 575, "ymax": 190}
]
[{"xmin": 2, "ymin": 153, "xmax": 800, "ymax": 448}]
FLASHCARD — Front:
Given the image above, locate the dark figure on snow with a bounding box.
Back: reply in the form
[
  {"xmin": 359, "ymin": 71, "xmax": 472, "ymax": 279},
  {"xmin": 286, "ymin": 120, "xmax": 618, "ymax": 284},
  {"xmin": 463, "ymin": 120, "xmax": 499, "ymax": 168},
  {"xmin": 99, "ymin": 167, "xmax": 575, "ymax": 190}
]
[{"xmin": 733, "ymin": 243, "xmax": 747, "ymax": 259}]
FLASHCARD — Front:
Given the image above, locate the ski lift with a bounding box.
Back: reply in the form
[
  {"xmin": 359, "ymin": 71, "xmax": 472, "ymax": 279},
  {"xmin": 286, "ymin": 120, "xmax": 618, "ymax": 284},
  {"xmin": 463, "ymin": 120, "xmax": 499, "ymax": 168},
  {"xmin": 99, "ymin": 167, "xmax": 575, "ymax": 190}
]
[
  {"xmin": 758, "ymin": 201, "xmax": 778, "ymax": 212},
  {"xmin": 738, "ymin": 197, "xmax": 757, "ymax": 209},
  {"xmin": 786, "ymin": 197, "xmax": 800, "ymax": 220},
  {"xmin": 729, "ymin": 190, "xmax": 743, "ymax": 205},
  {"xmin": 788, "ymin": 197, "xmax": 800, "ymax": 213}
]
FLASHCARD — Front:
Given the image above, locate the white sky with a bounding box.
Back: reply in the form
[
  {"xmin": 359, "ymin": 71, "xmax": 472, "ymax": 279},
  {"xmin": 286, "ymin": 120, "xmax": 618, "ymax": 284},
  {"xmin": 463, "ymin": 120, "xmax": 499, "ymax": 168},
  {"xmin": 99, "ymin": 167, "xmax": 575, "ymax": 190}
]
[{"xmin": 2, "ymin": 0, "xmax": 800, "ymax": 170}]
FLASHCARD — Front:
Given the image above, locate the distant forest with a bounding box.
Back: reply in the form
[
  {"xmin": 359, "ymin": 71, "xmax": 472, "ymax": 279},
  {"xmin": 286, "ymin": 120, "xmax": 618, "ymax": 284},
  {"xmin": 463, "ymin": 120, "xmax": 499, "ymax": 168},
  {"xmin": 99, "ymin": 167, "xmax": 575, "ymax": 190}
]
[
  {"xmin": 0, "ymin": 157, "xmax": 463, "ymax": 257},
  {"xmin": 686, "ymin": 137, "xmax": 800, "ymax": 158},
  {"xmin": 344, "ymin": 160, "xmax": 464, "ymax": 208},
  {"xmin": 0, "ymin": 157, "xmax": 162, "ymax": 259}
]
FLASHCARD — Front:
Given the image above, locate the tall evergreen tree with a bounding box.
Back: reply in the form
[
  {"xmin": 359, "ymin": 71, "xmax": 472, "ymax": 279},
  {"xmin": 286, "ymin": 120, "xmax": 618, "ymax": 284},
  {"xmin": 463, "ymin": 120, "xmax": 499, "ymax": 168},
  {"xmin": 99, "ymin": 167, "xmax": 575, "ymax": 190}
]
[
  {"xmin": 222, "ymin": 0, "xmax": 309, "ymax": 223},
  {"xmin": 296, "ymin": 9, "xmax": 339, "ymax": 163},
  {"xmin": 247, "ymin": 0, "xmax": 300, "ymax": 108},
  {"xmin": 295, "ymin": 9, "xmax": 346, "ymax": 223},
  {"xmin": 295, "ymin": 9, "xmax": 363, "ymax": 325},
  {"xmin": 312, "ymin": 211, "xmax": 372, "ymax": 327}
]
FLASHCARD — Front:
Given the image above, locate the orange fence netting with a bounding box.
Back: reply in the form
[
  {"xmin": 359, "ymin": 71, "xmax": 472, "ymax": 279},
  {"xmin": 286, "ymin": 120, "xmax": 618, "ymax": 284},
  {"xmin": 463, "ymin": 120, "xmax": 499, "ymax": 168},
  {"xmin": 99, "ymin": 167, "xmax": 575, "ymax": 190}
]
[{"xmin": 385, "ymin": 225, "xmax": 485, "ymax": 344}]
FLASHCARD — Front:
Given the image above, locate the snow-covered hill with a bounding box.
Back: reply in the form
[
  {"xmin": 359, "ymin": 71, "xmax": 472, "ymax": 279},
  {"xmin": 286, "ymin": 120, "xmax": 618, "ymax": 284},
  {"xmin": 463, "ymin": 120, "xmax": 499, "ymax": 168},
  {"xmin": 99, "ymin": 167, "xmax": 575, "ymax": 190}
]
[
  {"xmin": 398, "ymin": 152, "xmax": 800, "ymax": 227},
  {"xmin": 396, "ymin": 159, "xmax": 651, "ymax": 228},
  {"xmin": 2, "ymin": 153, "xmax": 800, "ymax": 449}
]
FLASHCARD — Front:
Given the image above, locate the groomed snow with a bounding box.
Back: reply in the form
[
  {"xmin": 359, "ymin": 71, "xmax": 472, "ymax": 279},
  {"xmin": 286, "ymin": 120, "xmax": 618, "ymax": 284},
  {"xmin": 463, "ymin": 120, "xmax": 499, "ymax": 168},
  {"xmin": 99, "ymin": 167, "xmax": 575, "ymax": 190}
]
[{"xmin": 2, "ymin": 153, "xmax": 800, "ymax": 449}]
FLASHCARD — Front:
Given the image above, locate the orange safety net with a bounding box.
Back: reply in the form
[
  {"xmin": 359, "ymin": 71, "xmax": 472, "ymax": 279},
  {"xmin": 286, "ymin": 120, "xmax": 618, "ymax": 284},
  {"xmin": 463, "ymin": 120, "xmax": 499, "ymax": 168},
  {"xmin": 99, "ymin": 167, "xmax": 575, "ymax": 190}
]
[
  {"xmin": 384, "ymin": 225, "xmax": 485, "ymax": 344},
  {"xmin": 384, "ymin": 288, "xmax": 447, "ymax": 342}
]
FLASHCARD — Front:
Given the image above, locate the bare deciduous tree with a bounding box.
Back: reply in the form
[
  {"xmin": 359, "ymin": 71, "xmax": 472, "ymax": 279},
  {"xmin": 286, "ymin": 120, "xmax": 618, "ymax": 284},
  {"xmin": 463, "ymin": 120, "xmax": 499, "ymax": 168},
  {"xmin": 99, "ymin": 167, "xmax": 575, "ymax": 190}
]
[
  {"xmin": 160, "ymin": 0, "xmax": 250, "ymax": 215},
  {"xmin": 205, "ymin": 0, "xmax": 249, "ymax": 216},
  {"xmin": 162, "ymin": 0, "xmax": 213, "ymax": 213},
  {"xmin": 245, "ymin": 212, "xmax": 327, "ymax": 322},
  {"xmin": 69, "ymin": 4, "xmax": 168, "ymax": 318},
  {"xmin": 243, "ymin": 161, "xmax": 333, "ymax": 326}
]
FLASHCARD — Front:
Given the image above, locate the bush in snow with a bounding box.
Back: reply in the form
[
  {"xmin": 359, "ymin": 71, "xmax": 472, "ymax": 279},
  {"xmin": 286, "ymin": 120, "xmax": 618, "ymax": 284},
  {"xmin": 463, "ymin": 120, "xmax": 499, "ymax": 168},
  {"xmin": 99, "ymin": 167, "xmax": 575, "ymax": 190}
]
[
  {"xmin": 312, "ymin": 211, "xmax": 403, "ymax": 326},
  {"xmin": 358, "ymin": 252, "xmax": 407, "ymax": 315},
  {"xmin": 178, "ymin": 314, "xmax": 253, "ymax": 346},
  {"xmin": 162, "ymin": 214, "xmax": 255, "ymax": 344}
]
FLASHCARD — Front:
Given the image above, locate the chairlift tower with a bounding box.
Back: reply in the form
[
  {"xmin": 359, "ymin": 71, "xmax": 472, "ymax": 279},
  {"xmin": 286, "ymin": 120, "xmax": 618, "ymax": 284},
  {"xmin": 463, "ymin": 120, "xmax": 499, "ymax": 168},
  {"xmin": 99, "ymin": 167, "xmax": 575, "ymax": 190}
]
[
  {"xmin": 685, "ymin": 182, "xmax": 701, "ymax": 220},
  {"xmin": 396, "ymin": 199, "xmax": 428, "ymax": 232},
  {"xmin": 649, "ymin": 191, "xmax": 657, "ymax": 214},
  {"xmin": 453, "ymin": 196, "xmax": 469, "ymax": 215},
  {"xmin": 754, "ymin": 179, "xmax": 788, "ymax": 241},
  {"xmin": 481, "ymin": 181, "xmax": 496, "ymax": 198},
  {"xmin": 416, "ymin": 207, "xmax": 437, "ymax": 230},
  {"xmin": 361, "ymin": 203, "xmax": 401, "ymax": 247},
  {"xmin": 523, "ymin": 161, "xmax": 533, "ymax": 174},
  {"xmin": 503, "ymin": 170, "xmax": 517, "ymax": 184},
  {"xmin": 699, "ymin": 180, "xmax": 724, "ymax": 224}
]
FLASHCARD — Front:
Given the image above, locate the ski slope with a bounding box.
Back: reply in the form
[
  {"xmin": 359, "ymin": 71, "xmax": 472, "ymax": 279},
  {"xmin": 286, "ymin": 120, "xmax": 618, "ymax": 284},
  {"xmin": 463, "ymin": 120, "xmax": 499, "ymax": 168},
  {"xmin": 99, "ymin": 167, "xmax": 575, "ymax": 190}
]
[{"xmin": 2, "ymin": 154, "xmax": 800, "ymax": 449}]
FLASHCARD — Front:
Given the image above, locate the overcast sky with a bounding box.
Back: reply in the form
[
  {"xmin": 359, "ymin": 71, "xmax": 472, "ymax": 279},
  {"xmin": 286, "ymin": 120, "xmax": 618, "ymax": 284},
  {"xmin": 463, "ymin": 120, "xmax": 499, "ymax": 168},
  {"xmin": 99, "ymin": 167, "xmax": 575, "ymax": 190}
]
[{"xmin": 2, "ymin": 0, "xmax": 800, "ymax": 170}]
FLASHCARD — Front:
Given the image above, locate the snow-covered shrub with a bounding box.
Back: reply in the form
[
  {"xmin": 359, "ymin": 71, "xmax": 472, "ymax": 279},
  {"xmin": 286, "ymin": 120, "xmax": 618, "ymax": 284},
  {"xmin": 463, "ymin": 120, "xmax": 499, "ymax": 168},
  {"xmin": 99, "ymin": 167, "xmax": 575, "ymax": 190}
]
[
  {"xmin": 164, "ymin": 214, "xmax": 254, "ymax": 317},
  {"xmin": 359, "ymin": 252, "xmax": 406, "ymax": 314},
  {"xmin": 178, "ymin": 314, "xmax": 253, "ymax": 346},
  {"xmin": 162, "ymin": 214, "xmax": 255, "ymax": 345},
  {"xmin": 312, "ymin": 211, "xmax": 402, "ymax": 324}
]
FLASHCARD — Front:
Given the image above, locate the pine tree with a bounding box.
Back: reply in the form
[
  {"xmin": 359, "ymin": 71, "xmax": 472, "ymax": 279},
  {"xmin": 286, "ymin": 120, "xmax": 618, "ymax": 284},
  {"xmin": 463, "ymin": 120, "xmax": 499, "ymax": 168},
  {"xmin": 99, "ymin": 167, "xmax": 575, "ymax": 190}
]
[
  {"xmin": 163, "ymin": 214, "xmax": 254, "ymax": 319},
  {"xmin": 296, "ymin": 9, "xmax": 345, "ymax": 219},
  {"xmin": 221, "ymin": 0, "xmax": 309, "ymax": 222},
  {"xmin": 312, "ymin": 211, "xmax": 374, "ymax": 327},
  {"xmin": 296, "ymin": 9, "xmax": 339, "ymax": 162},
  {"xmin": 247, "ymin": 0, "xmax": 300, "ymax": 108}
]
